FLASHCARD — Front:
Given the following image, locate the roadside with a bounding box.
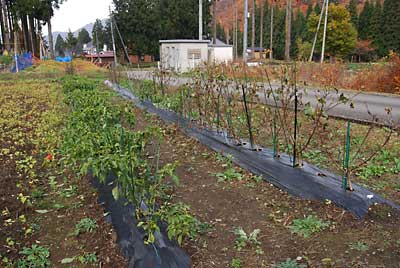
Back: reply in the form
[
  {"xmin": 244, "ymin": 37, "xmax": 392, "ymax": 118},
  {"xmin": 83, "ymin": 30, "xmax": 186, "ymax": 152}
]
[{"xmin": 127, "ymin": 70, "xmax": 400, "ymax": 126}]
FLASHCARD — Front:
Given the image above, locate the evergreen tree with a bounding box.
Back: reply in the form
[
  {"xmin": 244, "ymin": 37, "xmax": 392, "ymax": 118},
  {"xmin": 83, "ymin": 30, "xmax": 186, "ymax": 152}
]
[
  {"xmin": 113, "ymin": 0, "xmax": 211, "ymax": 57},
  {"xmin": 54, "ymin": 34, "xmax": 65, "ymax": 56},
  {"xmin": 306, "ymin": 0, "xmax": 313, "ymax": 18},
  {"xmin": 273, "ymin": 8, "xmax": 286, "ymax": 59},
  {"xmin": 370, "ymin": 1, "xmax": 383, "ymax": 56},
  {"xmin": 65, "ymin": 30, "xmax": 78, "ymax": 54},
  {"xmin": 381, "ymin": 0, "xmax": 400, "ymax": 54},
  {"xmin": 92, "ymin": 19, "xmax": 105, "ymax": 50},
  {"xmin": 291, "ymin": 9, "xmax": 307, "ymax": 58},
  {"xmin": 77, "ymin": 28, "xmax": 91, "ymax": 45},
  {"xmin": 358, "ymin": 0, "xmax": 373, "ymax": 40},
  {"xmin": 314, "ymin": 1, "xmax": 321, "ymax": 15},
  {"xmin": 347, "ymin": 0, "xmax": 358, "ymax": 29},
  {"xmin": 76, "ymin": 28, "xmax": 91, "ymax": 54}
]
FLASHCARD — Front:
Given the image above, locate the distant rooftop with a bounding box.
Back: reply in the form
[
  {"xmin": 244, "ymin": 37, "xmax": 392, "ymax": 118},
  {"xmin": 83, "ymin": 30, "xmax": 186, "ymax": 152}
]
[{"xmin": 159, "ymin": 39, "xmax": 211, "ymax": 44}]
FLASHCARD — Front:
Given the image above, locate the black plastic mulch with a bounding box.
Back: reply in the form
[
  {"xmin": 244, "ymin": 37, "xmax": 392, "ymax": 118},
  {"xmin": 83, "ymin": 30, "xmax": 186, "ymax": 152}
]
[{"xmin": 106, "ymin": 81, "xmax": 400, "ymax": 219}]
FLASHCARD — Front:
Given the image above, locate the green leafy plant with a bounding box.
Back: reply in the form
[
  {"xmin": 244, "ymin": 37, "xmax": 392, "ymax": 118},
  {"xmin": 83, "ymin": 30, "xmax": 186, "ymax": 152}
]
[
  {"xmin": 274, "ymin": 258, "xmax": 306, "ymax": 268},
  {"xmin": 158, "ymin": 203, "xmax": 199, "ymax": 245},
  {"xmin": 231, "ymin": 258, "xmax": 242, "ymax": 268},
  {"xmin": 74, "ymin": 218, "xmax": 97, "ymax": 235},
  {"xmin": 289, "ymin": 215, "xmax": 329, "ymax": 238},
  {"xmin": 350, "ymin": 241, "xmax": 369, "ymax": 251},
  {"xmin": 17, "ymin": 245, "xmax": 50, "ymax": 268},
  {"xmin": 77, "ymin": 253, "xmax": 98, "ymax": 264},
  {"xmin": 233, "ymin": 227, "xmax": 263, "ymax": 254},
  {"xmin": 215, "ymin": 167, "xmax": 243, "ymax": 182}
]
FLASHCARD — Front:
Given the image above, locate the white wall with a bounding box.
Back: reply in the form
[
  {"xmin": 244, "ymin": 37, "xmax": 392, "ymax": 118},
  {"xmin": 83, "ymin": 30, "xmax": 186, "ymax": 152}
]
[
  {"xmin": 160, "ymin": 42, "xmax": 208, "ymax": 72},
  {"xmin": 209, "ymin": 46, "xmax": 233, "ymax": 64}
]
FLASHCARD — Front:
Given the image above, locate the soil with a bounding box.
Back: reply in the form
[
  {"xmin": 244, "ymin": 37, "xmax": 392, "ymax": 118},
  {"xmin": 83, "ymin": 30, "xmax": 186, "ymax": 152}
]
[
  {"xmin": 0, "ymin": 79, "xmax": 126, "ymax": 267},
  {"xmin": 132, "ymin": 105, "xmax": 400, "ymax": 268}
]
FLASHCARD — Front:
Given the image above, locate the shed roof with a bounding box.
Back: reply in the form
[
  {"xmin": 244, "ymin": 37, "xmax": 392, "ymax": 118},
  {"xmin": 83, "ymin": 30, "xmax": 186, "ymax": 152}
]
[{"xmin": 160, "ymin": 39, "xmax": 210, "ymax": 44}]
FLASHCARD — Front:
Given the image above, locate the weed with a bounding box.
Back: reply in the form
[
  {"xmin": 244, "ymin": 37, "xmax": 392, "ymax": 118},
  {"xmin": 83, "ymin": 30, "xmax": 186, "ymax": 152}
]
[
  {"xmin": 233, "ymin": 227, "xmax": 263, "ymax": 254},
  {"xmin": 359, "ymin": 165, "xmax": 386, "ymax": 180},
  {"xmin": 231, "ymin": 258, "xmax": 242, "ymax": 268},
  {"xmin": 17, "ymin": 245, "xmax": 50, "ymax": 268},
  {"xmin": 215, "ymin": 167, "xmax": 243, "ymax": 182},
  {"xmin": 274, "ymin": 258, "xmax": 306, "ymax": 268},
  {"xmin": 77, "ymin": 253, "xmax": 97, "ymax": 264},
  {"xmin": 60, "ymin": 185, "xmax": 78, "ymax": 198},
  {"xmin": 74, "ymin": 218, "xmax": 97, "ymax": 235},
  {"xmin": 290, "ymin": 215, "xmax": 329, "ymax": 238},
  {"xmin": 350, "ymin": 241, "xmax": 369, "ymax": 251}
]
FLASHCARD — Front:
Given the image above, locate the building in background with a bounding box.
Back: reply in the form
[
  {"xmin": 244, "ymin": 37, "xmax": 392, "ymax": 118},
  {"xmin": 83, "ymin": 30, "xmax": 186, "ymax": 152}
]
[
  {"xmin": 160, "ymin": 40, "xmax": 210, "ymax": 72},
  {"xmin": 208, "ymin": 38, "xmax": 233, "ymax": 64}
]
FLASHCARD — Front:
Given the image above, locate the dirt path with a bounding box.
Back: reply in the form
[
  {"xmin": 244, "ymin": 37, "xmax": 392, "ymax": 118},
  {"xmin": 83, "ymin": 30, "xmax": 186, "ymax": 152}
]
[{"xmin": 133, "ymin": 105, "xmax": 400, "ymax": 268}]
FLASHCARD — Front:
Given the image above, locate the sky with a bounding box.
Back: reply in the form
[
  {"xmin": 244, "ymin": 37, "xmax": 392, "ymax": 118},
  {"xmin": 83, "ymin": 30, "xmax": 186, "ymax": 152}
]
[{"xmin": 50, "ymin": 0, "xmax": 113, "ymax": 33}]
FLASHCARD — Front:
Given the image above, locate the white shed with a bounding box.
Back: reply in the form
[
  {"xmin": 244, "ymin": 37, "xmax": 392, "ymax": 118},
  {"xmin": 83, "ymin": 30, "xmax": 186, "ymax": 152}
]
[
  {"xmin": 208, "ymin": 41, "xmax": 233, "ymax": 64},
  {"xmin": 160, "ymin": 40, "xmax": 210, "ymax": 72}
]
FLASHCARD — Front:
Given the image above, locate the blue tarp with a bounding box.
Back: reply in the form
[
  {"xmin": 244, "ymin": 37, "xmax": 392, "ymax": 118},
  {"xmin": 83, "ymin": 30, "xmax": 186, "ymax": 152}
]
[
  {"xmin": 56, "ymin": 56, "xmax": 72, "ymax": 63},
  {"xmin": 11, "ymin": 52, "xmax": 33, "ymax": 72}
]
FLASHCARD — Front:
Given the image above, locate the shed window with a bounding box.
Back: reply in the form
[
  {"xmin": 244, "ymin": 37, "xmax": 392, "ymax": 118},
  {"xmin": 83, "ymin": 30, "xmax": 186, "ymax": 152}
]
[{"xmin": 188, "ymin": 49, "xmax": 201, "ymax": 60}]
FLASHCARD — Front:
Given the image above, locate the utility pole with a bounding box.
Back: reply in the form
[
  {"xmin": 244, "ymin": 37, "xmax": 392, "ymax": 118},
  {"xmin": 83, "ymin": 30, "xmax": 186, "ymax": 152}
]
[
  {"xmin": 110, "ymin": 7, "xmax": 118, "ymax": 66},
  {"xmin": 309, "ymin": 0, "xmax": 326, "ymax": 62},
  {"xmin": 14, "ymin": 31, "xmax": 18, "ymax": 72},
  {"xmin": 321, "ymin": 0, "xmax": 329, "ymax": 63},
  {"xmin": 259, "ymin": 0, "xmax": 264, "ymax": 50},
  {"xmin": 199, "ymin": 0, "xmax": 202, "ymax": 40},
  {"xmin": 269, "ymin": 0, "xmax": 274, "ymax": 60},
  {"xmin": 213, "ymin": 0, "xmax": 217, "ymax": 44},
  {"xmin": 243, "ymin": 0, "xmax": 248, "ymax": 62},
  {"xmin": 234, "ymin": 0, "xmax": 238, "ymax": 59},
  {"xmin": 285, "ymin": 0, "xmax": 292, "ymax": 61},
  {"xmin": 251, "ymin": 0, "xmax": 255, "ymax": 59}
]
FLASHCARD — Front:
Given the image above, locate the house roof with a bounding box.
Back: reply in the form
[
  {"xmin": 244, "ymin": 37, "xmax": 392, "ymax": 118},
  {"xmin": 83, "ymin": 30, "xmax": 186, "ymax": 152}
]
[
  {"xmin": 84, "ymin": 51, "xmax": 114, "ymax": 58},
  {"xmin": 209, "ymin": 38, "xmax": 232, "ymax": 47},
  {"xmin": 160, "ymin": 39, "xmax": 211, "ymax": 44}
]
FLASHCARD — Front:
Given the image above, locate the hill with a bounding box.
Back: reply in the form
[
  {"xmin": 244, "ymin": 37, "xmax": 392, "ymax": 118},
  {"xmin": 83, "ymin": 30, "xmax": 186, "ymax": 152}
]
[{"xmin": 47, "ymin": 19, "xmax": 107, "ymax": 45}]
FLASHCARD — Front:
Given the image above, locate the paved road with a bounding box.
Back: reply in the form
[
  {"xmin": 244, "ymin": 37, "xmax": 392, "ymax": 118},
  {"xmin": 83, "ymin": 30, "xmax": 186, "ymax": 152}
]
[{"xmin": 127, "ymin": 70, "xmax": 400, "ymax": 127}]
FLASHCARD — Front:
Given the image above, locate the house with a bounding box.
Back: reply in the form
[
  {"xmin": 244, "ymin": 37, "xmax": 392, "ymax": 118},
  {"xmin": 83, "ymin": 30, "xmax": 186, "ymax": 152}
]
[
  {"xmin": 160, "ymin": 40, "xmax": 210, "ymax": 72},
  {"xmin": 208, "ymin": 38, "xmax": 233, "ymax": 64},
  {"xmin": 83, "ymin": 51, "xmax": 115, "ymax": 65},
  {"xmin": 159, "ymin": 39, "xmax": 233, "ymax": 72}
]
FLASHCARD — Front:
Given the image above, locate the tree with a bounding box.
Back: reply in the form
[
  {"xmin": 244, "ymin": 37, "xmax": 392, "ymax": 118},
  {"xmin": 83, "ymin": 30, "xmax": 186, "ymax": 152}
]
[
  {"xmin": 307, "ymin": 4, "xmax": 357, "ymax": 59},
  {"xmin": 347, "ymin": 0, "xmax": 358, "ymax": 28},
  {"xmin": 92, "ymin": 19, "xmax": 105, "ymax": 51},
  {"xmin": 65, "ymin": 30, "xmax": 77, "ymax": 54},
  {"xmin": 306, "ymin": 0, "xmax": 313, "ymax": 18},
  {"xmin": 285, "ymin": 0, "xmax": 292, "ymax": 61},
  {"xmin": 77, "ymin": 28, "xmax": 91, "ymax": 45},
  {"xmin": 113, "ymin": 0, "xmax": 211, "ymax": 57},
  {"xmin": 381, "ymin": 0, "xmax": 400, "ymax": 54},
  {"xmin": 358, "ymin": 0, "xmax": 373, "ymax": 40},
  {"xmin": 54, "ymin": 34, "xmax": 65, "ymax": 56}
]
